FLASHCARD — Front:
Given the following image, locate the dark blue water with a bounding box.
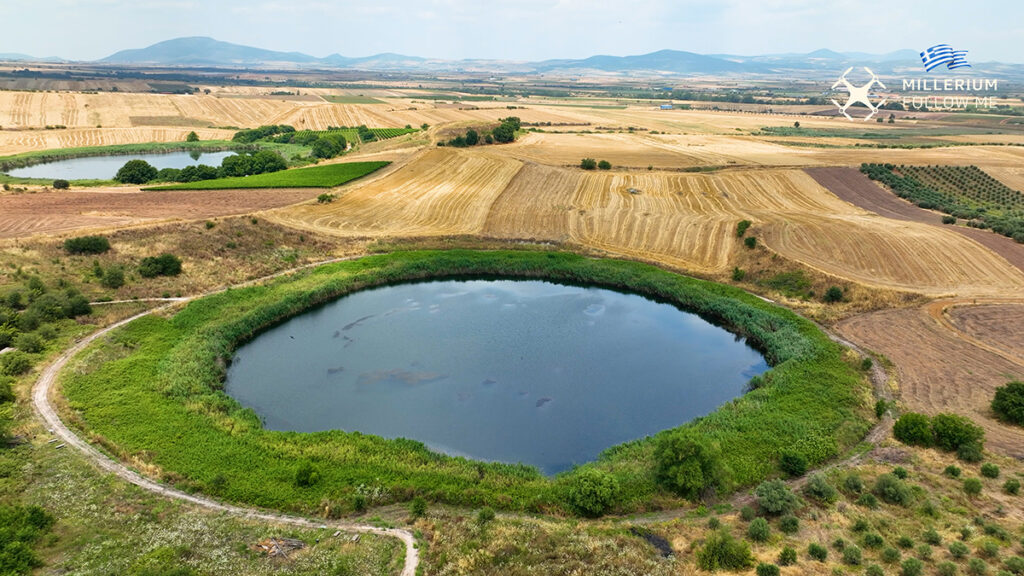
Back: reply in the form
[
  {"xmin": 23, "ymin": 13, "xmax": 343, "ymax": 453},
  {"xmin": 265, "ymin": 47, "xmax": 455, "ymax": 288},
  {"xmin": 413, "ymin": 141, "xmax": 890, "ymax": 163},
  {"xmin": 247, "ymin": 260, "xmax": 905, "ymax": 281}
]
[
  {"xmin": 225, "ymin": 280, "xmax": 767, "ymax": 474},
  {"xmin": 7, "ymin": 150, "xmax": 236, "ymax": 180}
]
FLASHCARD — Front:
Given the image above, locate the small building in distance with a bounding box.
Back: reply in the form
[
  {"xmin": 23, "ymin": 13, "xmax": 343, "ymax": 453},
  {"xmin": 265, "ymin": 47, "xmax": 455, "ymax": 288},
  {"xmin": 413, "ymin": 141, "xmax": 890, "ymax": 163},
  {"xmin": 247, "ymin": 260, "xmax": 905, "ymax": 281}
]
[{"xmin": 659, "ymin": 103, "xmax": 674, "ymax": 110}]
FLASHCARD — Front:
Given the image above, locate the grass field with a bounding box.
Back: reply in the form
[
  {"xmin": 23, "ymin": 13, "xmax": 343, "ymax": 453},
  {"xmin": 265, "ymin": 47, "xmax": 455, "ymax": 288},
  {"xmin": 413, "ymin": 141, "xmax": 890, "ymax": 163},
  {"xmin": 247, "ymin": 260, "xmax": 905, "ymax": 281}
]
[
  {"xmin": 60, "ymin": 250, "xmax": 870, "ymax": 516},
  {"xmin": 144, "ymin": 161, "xmax": 389, "ymax": 190},
  {"xmin": 322, "ymin": 95, "xmax": 387, "ymax": 105}
]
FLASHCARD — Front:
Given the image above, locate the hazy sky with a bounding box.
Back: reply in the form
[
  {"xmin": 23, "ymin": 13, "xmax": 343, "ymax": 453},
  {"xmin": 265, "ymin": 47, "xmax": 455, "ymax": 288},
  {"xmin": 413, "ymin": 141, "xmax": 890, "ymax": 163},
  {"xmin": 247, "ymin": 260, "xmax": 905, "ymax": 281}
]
[{"xmin": 3, "ymin": 0, "xmax": 1022, "ymax": 62}]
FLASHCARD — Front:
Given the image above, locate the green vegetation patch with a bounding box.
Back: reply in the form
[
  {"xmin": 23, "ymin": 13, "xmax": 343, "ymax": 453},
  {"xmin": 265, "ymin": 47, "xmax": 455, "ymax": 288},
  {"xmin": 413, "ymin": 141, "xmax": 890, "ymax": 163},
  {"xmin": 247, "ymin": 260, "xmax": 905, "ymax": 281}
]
[
  {"xmin": 61, "ymin": 250, "xmax": 870, "ymax": 515},
  {"xmin": 143, "ymin": 161, "xmax": 389, "ymax": 190},
  {"xmin": 323, "ymin": 95, "xmax": 386, "ymax": 105}
]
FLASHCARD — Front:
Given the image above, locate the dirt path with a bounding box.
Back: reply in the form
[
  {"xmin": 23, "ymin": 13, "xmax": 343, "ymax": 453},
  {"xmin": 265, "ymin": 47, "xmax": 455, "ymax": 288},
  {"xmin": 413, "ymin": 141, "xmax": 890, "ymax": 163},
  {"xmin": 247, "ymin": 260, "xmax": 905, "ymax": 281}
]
[{"xmin": 31, "ymin": 279, "xmax": 419, "ymax": 576}]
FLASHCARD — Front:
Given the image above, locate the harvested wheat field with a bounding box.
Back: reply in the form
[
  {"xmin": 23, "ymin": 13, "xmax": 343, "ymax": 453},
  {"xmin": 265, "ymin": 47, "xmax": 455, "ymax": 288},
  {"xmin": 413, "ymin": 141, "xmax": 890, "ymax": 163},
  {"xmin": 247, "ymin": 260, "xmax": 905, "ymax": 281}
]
[
  {"xmin": 268, "ymin": 148, "xmax": 1024, "ymax": 293},
  {"xmin": 838, "ymin": 301, "xmax": 1024, "ymax": 458},
  {"xmin": 0, "ymin": 127, "xmax": 234, "ymax": 155},
  {"xmin": 269, "ymin": 148, "xmax": 522, "ymax": 237},
  {"xmin": 0, "ymin": 187, "xmax": 324, "ymax": 238}
]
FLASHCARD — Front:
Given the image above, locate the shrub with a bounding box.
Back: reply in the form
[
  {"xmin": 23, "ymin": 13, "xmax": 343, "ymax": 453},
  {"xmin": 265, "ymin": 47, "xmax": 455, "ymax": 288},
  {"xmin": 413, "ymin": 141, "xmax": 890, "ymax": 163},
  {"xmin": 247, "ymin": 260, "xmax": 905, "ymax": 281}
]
[
  {"xmin": 823, "ymin": 286, "xmax": 844, "ymax": 303},
  {"xmin": 968, "ymin": 558, "xmax": 988, "ymax": 576},
  {"xmin": 923, "ymin": 528, "xmax": 942, "ymax": 545},
  {"xmin": 736, "ymin": 220, "xmax": 752, "ymax": 237},
  {"xmin": 852, "ymin": 518, "xmax": 871, "ymax": 532},
  {"xmin": 808, "ymin": 543, "xmax": 828, "ymax": 562},
  {"xmin": 14, "ymin": 332, "xmax": 44, "ymax": 354},
  {"xmin": 1003, "ymin": 478, "xmax": 1020, "ymax": 495},
  {"xmin": 950, "ymin": 541, "xmax": 970, "ymax": 558},
  {"xmin": 867, "ymin": 565, "xmax": 885, "ymax": 576},
  {"xmin": 874, "ymin": 474, "xmax": 913, "ymax": 506},
  {"xmin": 748, "ymin": 517, "xmax": 771, "ymax": 542},
  {"xmin": 580, "ymin": 158, "xmax": 597, "ymax": 170},
  {"xmin": 939, "ymin": 561, "xmax": 959, "ymax": 576},
  {"xmin": 981, "ymin": 463, "xmax": 1000, "ymax": 479},
  {"xmin": 875, "ymin": 398, "xmax": 887, "ymax": 417},
  {"xmin": 992, "ymin": 381, "xmax": 1024, "ymax": 425},
  {"xmin": 696, "ymin": 530, "xmax": 754, "ymax": 571},
  {"xmin": 845, "ymin": 473, "xmax": 865, "ymax": 494},
  {"xmin": 740, "ymin": 505, "xmax": 757, "ymax": 521},
  {"xmin": 780, "ymin": 452, "xmax": 807, "ymax": 477},
  {"xmin": 597, "ymin": 160, "xmax": 612, "ymax": 170},
  {"xmin": 655, "ymin": 429, "xmax": 728, "ymax": 500},
  {"xmin": 294, "ymin": 461, "xmax": 319, "ymax": 487},
  {"xmin": 778, "ymin": 547, "xmax": 797, "ymax": 566},
  {"xmin": 756, "ymin": 479, "xmax": 799, "ymax": 515},
  {"xmin": 1003, "ymin": 557, "xmax": 1024, "ymax": 575},
  {"xmin": 138, "ymin": 254, "xmax": 182, "ymax": 278},
  {"xmin": 115, "ymin": 159, "xmax": 158, "ymax": 184},
  {"xmin": 756, "ymin": 563, "xmax": 780, "ymax": 576},
  {"xmin": 186, "ymin": 131, "xmax": 199, "ymax": 142},
  {"xmin": 844, "ymin": 545, "xmax": 863, "ymax": 565},
  {"xmin": 932, "ymin": 413, "xmax": 985, "ymax": 452},
  {"xmin": 942, "ymin": 215, "xmax": 957, "ymax": 224},
  {"xmin": 732, "ymin": 267, "xmax": 746, "ymax": 281},
  {"xmin": 744, "ymin": 236, "xmax": 757, "ymax": 249},
  {"xmin": 897, "ymin": 536, "xmax": 914, "ymax": 549},
  {"xmin": 882, "ymin": 546, "xmax": 901, "ymax": 563},
  {"xmin": 0, "ymin": 351, "xmax": 32, "ymax": 376},
  {"xmin": 964, "ymin": 478, "xmax": 983, "ymax": 496},
  {"xmin": 974, "ymin": 537, "xmax": 999, "ymax": 557},
  {"xmin": 475, "ymin": 506, "xmax": 495, "ymax": 526},
  {"xmin": 64, "ymin": 235, "xmax": 110, "ymax": 255},
  {"xmin": 916, "ymin": 543, "xmax": 933, "ymax": 560},
  {"xmin": 893, "ymin": 466, "xmax": 909, "ymax": 479},
  {"xmin": 858, "ymin": 492, "xmax": 880, "ymax": 509},
  {"xmin": 101, "ymin": 266, "xmax": 125, "ymax": 289},
  {"xmin": 803, "ymin": 474, "xmax": 838, "ymax": 504},
  {"xmin": 317, "ymin": 193, "xmax": 336, "ymax": 203},
  {"xmin": 409, "ymin": 496, "xmax": 427, "ymax": 519},
  {"xmin": 53, "ymin": 179, "xmax": 70, "ymax": 189},
  {"xmin": 894, "ymin": 413, "xmax": 932, "ymax": 446},
  {"xmin": 863, "ymin": 533, "xmax": 884, "ymax": 548},
  {"xmin": 957, "ymin": 442, "xmax": 984, "ymax": 463},
  {"xmin": 945, "ymin": 465, "xmax": 963, "ymax": 478},
  {"xmin": 902, "ymin": 557, "xmax": 924, "ymax": 576},
  {"xmin": 707, "ymin": 517, "xmax": 721, "ymax": 530},
  {"xmin": 566, "ymin": 468, "xmax": 619, "ymax": 517}
]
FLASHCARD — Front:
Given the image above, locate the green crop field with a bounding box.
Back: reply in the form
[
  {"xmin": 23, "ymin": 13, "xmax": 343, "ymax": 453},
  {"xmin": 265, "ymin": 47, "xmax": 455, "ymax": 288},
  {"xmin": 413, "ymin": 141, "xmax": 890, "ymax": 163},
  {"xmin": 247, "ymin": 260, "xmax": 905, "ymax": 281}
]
[
  {"xmin": 143, "ymin": 161, "xmax": 389, "ymax": 190},
  {"xmin": 60, "ymin": 250, "xmax": 871, "ymax": 518},
  {"xmin": 322, "ymin": 94, "xmax": 386, "ymax": 104},
  {"xmin": 862, "ymin": 163, "xmax": 1024, "ymax": 242}
]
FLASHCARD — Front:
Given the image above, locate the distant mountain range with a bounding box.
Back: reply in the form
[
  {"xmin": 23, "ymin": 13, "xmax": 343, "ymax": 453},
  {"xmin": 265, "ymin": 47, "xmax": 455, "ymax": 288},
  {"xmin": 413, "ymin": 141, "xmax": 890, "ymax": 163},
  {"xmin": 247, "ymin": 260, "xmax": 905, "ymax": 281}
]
[{"xmin": 2, "ymin": 37, "xmax": 1022, "ymax": 78}]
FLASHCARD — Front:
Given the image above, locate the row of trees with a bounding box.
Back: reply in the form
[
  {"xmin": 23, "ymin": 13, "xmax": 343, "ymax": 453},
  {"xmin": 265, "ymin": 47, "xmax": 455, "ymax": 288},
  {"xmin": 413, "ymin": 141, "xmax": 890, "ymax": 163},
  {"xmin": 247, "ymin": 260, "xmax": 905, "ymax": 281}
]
[{"xmin": 114, "ymin": 150, "xmax": 287, "ymax": 185}]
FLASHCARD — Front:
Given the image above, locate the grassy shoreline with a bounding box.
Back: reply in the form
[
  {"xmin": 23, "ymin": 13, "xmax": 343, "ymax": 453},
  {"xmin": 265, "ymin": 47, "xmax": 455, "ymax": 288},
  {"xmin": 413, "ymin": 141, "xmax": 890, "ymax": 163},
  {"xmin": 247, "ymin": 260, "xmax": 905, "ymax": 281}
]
[{"xmin": 60, "ymin": 250, "xmax": 872, "ymax": 516}]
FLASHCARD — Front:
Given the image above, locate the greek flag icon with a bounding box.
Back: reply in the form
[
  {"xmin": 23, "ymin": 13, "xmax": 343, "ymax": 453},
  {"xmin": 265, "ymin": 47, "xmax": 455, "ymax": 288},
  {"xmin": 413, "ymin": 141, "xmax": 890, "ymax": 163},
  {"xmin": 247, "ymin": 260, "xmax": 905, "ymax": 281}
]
[{"xmin": 920, "ymin": 44, "xmax": 971, "ymax": 71}]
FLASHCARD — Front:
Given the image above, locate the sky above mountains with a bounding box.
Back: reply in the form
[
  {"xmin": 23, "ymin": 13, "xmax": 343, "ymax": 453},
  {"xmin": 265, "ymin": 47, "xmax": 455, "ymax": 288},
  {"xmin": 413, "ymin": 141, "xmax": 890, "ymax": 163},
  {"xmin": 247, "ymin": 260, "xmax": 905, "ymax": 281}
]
[{"xmin": 3, "ymin": 0, "xmax": 1022, "ymax": 63}]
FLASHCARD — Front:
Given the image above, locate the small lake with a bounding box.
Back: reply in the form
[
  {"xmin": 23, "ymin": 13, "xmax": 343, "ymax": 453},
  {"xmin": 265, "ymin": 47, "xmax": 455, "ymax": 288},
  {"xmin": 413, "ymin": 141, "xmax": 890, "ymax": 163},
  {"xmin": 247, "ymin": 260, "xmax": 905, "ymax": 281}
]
[
  {"xmin": 225, "ymin": 280, "xmax": 768, "ymax": 474},
  {"xmin": 6, "ymin": 150, "xmax": 237, "ymax": 180}
]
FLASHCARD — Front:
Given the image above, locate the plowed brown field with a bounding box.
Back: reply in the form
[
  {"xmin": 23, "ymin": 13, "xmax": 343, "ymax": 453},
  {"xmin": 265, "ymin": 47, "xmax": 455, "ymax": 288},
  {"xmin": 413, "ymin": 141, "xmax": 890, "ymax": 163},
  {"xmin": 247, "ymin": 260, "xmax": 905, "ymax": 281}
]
[
  {"xmin": 838, "ymin": 300, "xmax": 1024, "ymax": 457},
  {"xmin": 0, "ymin": 187, "xmax": 324, "ymax": 238}
]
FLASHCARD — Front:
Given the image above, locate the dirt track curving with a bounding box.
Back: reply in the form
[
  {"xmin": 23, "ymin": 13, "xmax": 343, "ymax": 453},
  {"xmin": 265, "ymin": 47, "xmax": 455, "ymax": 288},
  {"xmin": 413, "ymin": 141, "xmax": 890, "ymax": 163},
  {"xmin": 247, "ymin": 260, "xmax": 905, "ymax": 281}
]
[{"xmin": 32, "ymin": 292, "xmax": 418, "ymax": 576}]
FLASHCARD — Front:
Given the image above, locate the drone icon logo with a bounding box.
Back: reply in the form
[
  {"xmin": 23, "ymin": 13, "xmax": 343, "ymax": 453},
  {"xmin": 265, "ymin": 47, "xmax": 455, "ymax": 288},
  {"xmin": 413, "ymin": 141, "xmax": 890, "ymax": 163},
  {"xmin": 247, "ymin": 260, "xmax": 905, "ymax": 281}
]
[{"xmin": 831, "ymin": 67, "xmax": 888, "ymax": 121}]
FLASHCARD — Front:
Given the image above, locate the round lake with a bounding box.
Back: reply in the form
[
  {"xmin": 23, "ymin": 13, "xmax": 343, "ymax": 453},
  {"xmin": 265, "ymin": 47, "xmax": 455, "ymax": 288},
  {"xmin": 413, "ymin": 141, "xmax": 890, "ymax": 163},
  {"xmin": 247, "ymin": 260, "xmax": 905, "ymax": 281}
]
[
  {"xmin": 225, "ymin": 280, "xmax": 768, "ymax": 474},
  {"xmin": 7, "ymin": 150, "xmax": 237, "ymax": 180}
]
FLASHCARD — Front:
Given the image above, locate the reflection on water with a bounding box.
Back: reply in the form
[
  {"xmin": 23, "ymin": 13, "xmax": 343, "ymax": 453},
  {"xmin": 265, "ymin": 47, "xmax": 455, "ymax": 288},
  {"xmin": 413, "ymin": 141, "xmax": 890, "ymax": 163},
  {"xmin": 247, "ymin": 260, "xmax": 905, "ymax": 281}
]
[{"xmin": 225, "ymin": 280, "xmax": 768, "ymax": 474}]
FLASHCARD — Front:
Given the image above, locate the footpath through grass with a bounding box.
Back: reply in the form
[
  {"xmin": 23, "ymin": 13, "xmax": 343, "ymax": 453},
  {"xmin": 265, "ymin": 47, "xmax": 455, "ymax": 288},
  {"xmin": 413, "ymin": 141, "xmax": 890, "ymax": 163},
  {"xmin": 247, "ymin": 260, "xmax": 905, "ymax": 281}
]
[
  {"xmin": 60, "ymin": 250, "xmax": 871, "ymax": 516},
  {"xmin": 143, "ymin": 161, "xmax": 389, "ymax": 190}
]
